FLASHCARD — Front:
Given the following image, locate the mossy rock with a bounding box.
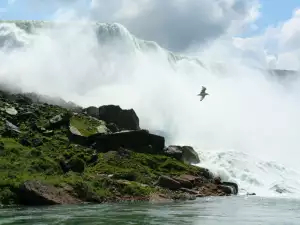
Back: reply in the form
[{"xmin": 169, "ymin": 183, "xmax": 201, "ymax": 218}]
[
  {"xmin": 68, "ymin": 156, "xmax": 86, "ymax": 173},
  {"xmin": 70, "ymin": 114, "xmax": 109, "ymax": 136}
]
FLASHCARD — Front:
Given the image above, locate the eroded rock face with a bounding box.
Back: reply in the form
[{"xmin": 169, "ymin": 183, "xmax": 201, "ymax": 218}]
[
  {"xmin": 18, "ymin": 180, "xmax": 82, "ymax": 206},
  {"xmin": 157, "ymin": 176, "xmax": 181, "ymax": 190},
  {"xmin": 89, "ymin": 130, "xmax": 165, "ymax": 153},
  {"xmin": 164, "ymin": 145, "xmax": 200, "ymax": 164},
  {"xmin": 98, "ymin": 105, "xmax": 140, "ymax": 130}
]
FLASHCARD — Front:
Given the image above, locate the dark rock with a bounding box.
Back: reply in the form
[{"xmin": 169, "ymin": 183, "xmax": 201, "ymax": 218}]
[
  {"xmin": 164, "ymin": 145, "xmax": 200, "ymax": 164},
  {"xmin": 67, "ymin": 130, "xmax": 89, "ymax": 146},
  {"xmin": 48, "ymin": 113, "xmax": 71, "ymax": 129},
  {"xmin": 247, "ymin": 192, "xmax": 256, "ymax": 196},
  {"xmin": 98, "ymin": 105, "xmax": 140, "ymax": 130},
  {"xmin": 68, "ymin": 156, "xmax": 86, "ymax": 173},
  {"xmin": 174, "ymin": 178, "xmax": 193, "ymax": 189},
  {"xmin": 221, "ymin": 181, "xmax": 238, "ymax": 195},
  {"xmin": 157, "ymin": 175, "xmax": 181, "ymax": 190},
  {"xmin": 20, "ymin": 138, "xmax": 31, "ymax": 147},
  {"xmin": 89, "ymin": 130, "xmax": 165, "ymax": 153},
  {"xmin": 173, "ymin": 193, "xmax": 196, "ymax": 201},
  {"xmin": 106, "ymin": 123, "xmax": 119, "ymax": 133},
  {"xmin": 17, "ymin": 112, "xmax": 38, "ymax": 123},
  {"xmin": 88, "ymin": 153, "xmax": 98, "ymax": 164},
  {"xmin": 84, "ymin": 106, "xmax": 99, "ymax": 118},
  {"xmin": 18, "ymin": 180, "xmax": 82, "ymax": 206},
  {"xmin": 2, "ymin": 120, "xmax": 21, "ymax": 137},
  {"xmin": 59, "ymin": 160, "xmax": 70, "ymax": 173},
  {"xmin": 32, "ymin": 138, "xmax": 43, "ymax": 147},
  {"xmin": 219, "ymin": 185, "xmax": 233, "ymax": 195}
]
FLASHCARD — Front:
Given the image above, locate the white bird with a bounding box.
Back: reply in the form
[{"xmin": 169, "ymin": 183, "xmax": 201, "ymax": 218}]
[{"xmin": 197, "ymin": 86, "xmax": 209, "ymax": 101}]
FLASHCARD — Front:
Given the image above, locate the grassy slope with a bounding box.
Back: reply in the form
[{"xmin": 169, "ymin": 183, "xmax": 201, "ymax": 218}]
[{"xmin": 0, "ymin": 94, "xmax": 205, "ymax": 205}]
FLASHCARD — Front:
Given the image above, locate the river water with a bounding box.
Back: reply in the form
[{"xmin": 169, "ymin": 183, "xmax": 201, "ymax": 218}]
[{"xmin": 1, "ymin": 196, "xmax": 300, "ymax": 225}]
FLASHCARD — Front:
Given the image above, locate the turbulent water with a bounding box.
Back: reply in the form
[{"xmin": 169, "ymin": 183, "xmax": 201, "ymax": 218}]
[
  {"xmin": 1, "ymin": 19, "xmax": 300, "ymax": 197},
  {"xmin": 2, "ymin": 196, "xmax": 300, "ymax": 224}
]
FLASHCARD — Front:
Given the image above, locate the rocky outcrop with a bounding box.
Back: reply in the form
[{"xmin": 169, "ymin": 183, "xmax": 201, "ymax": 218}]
[
  {"xmin": 157, "ymin": 176, "xmax": 181, "ymax": 190},
  {"xmin": 18, "ymin": 181, "xmax": 82, "ymax": 206},
  {"xmin": 89, "ymin": 129, "xmax": 165, "ymax": 153},
  {"xmin": 84, "ymin": 105, "xmax": 140, "ymax": 131},
  {"xmin": 164, "ymin": 145, "xmax": 200, "ymax": 164},
  {"xmin": 156, "ymin": 174, "xmax": 239, "ymax": 197},
  {"xmin": 0, "ymin": 88, "xmax": 240, "ymax": 206}
]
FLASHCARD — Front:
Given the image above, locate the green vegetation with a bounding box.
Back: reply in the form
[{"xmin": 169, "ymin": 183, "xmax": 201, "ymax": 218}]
[{"xmin": 0, "ymin": 92, "xmax": 206, "ymax": 206}]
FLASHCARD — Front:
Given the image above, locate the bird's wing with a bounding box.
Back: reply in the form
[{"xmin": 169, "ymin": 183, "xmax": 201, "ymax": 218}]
[
  {"xmin": 201, "ymin": 86, "xmax": 206, "ymax": 92},
  {"xmin": 200, "ymin": 95, "xmax": 205, "ymax": 101}
]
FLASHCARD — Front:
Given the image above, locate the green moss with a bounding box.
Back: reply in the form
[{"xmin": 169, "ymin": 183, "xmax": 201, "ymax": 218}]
[
  {"xmin": 0, "ymin": 91, "xmax": 207, "ymax": 205},
  {"xmin": 69, "ymin": 156, "xmax": 86, "ymax": 173},
  {"xmin": 70, "ymin": 114, "xmax": 107, "ymax": 136}
]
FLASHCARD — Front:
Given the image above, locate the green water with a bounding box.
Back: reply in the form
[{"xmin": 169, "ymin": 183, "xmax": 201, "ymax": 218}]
[{"xmin": 1, "ymin": 196, "xmax": 300, "ymax": 225}]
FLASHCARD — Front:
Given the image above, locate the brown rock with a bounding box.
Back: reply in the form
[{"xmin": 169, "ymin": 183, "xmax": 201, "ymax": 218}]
[
  {"xmin": 18, "ymin": 180, "xmax": 82, "ymax": 206},
  {"xmin": 157, "ymin": 175, "xmax": 181, "ymax": 190},
  {"xmin": 174, "ymin": 177, "xmax": 193, "ymax": 189},
  {"xmin": 179, "ymin": 188, "xmax": 199, "ymax": 195},
  {"xmin": 149, "ymin": 193, "xmax": 173, "ymax": 203}
]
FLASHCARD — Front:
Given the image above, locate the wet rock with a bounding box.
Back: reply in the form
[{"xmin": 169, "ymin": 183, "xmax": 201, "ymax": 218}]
[
  {"xmin": 246, "ymin": 192, "xmax": 256, "ymax": 196},
  {"xmin": 18, "ymin": 180, "xmax": 82, "ymax": 206},
  {"xmin": 164, "ymin": 145, "xmax": 200, "ymax": 164},
  {"xmin": 89, "ymin": 130, "xmax": 165, "ymax": 153},
  {"xmin": 173, "ymin": 192, "xmax": 196, "ymax": 201},
  {"xmin": 219, "ymin": 185, "xmax": 233, "ymax": 195},
  {"xmin": 221, "ymin": 181, "xmax": 238, "ymax": 195},
  {"xmin": 48, "ymin": 113, "xmax": 71, "ymax": 129},
  {"xmin": 157, "ymin": 175, "xmax": 181, "ymax": 190},
  {"xmin": 98, "ymin": 105, "xmax": 140, "ymax": 130},
  {"xmin": 149, "ymin": 193, "xmax": 173, "ymax": 203}
]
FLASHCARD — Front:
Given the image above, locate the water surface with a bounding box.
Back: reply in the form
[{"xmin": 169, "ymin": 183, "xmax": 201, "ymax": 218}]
[{"xmin": 1, "ymin": 196, "xmax": 300, "ymax": 224}]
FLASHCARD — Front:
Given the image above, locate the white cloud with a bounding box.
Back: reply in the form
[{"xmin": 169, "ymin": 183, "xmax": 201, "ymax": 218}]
[
  {"xmin": 89, "ymin": 0, "xmax": 261, "ymax": 51},
  {"xmin": 232, "ymin": 8, "xmax": 300, "ymax": 70}
]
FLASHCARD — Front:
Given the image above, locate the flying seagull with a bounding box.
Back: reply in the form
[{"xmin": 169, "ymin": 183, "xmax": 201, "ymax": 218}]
[{"xmin": 197, "ymin": 86, "xmax": 209, "ymax": 101}]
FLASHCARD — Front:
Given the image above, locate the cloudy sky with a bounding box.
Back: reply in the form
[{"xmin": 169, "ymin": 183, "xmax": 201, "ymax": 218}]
[{"xmin": 0, "ymin": 0, "xmax": 299, "ymax": 69}]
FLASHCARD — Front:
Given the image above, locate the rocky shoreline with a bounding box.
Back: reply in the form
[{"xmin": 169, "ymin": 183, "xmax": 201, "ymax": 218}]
[{"xmin": 0, "ymin": 90, "xmax": 238, "ymax": 206}]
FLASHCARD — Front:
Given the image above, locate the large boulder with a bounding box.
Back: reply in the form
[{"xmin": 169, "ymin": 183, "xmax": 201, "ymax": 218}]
[
  {"xmin": 164, "ymin": 145, "xmax": 200, "ymax": 164},
  {"xmin": 18, "ymin": 180, "xmax": 82, "ymax": 206},
  {"xmin": 84, "ymin": 106, "xmax": 99, "ymax": 118},
  {"xmin": 221, "ymin": 181, "xmax": 238, "ymax": 195},
  {"xmin": 157, "ymin": 175, "xmax": 181, "ymax": 190},
  {"xmin": 89, "ymin": 129, "xmax": 165, "ymax": 153},
  {"xmin": 48, "ymin": 113, "xmax": 71, "ymax": 129},
  {"xmin": 98, "ymin": 105, "xmax": 140, "ymax": 130}
]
